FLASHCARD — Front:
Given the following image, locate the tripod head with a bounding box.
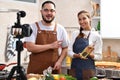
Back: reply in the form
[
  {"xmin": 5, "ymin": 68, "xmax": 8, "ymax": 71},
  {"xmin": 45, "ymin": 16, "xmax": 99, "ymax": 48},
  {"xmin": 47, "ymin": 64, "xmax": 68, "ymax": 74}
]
[{"xmin": 11, "ymin": 11, "xmax": 32, "ymax": 39}]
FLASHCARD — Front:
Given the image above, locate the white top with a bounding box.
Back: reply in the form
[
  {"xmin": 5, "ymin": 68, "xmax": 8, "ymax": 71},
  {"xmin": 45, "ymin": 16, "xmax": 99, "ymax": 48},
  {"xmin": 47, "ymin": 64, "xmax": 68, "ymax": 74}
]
[
  {"xmin": 68, "ymin": 29, "xmax": 103, "ymax": 61},
  {"xmin": 24, "ymin": 21, "xmax": 69, "ymax": 55}
]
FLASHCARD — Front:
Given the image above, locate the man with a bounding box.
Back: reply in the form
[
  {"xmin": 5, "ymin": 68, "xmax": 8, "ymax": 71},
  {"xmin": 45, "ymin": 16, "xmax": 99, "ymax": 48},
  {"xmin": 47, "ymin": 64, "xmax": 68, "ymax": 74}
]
[{"xmin": 24, "ymin": 1, "xmax": 69, "ymax": 74}]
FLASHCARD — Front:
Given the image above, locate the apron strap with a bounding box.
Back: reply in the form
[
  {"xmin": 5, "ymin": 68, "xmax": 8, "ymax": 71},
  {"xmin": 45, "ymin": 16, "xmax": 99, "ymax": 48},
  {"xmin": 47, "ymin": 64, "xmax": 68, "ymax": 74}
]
[
  {"xmin": 54, "ymin": 23, "xmax": 57, "ymax": 32},
  {"xmin": 87, "ymin": 32, "xmax": 91, "ymax": 39},
  {"xmin": 35, "ymin": 22, "xmax": 41, "ymax": 31},
  {"xmin": 35, "ymin": 22, "xmax": 57, "ymax": 32}
]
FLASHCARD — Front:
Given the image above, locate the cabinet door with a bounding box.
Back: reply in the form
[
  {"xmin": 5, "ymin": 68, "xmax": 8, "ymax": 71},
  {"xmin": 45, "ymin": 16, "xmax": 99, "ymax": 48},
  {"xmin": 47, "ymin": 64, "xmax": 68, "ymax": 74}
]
[{"xmin": 101, "ymin": 0, "xmax": 120, "ymax": 39}]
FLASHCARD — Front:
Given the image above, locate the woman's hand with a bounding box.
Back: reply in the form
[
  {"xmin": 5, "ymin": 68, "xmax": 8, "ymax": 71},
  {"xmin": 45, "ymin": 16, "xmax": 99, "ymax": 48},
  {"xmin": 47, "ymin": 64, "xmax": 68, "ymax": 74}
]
[
  {"xmin": 89, "ymin": 53, "xmax": 94, "ymax": 59},
  {"xmin": 73, "ymin": 53, "xmax": 87, "ymax": 59}
]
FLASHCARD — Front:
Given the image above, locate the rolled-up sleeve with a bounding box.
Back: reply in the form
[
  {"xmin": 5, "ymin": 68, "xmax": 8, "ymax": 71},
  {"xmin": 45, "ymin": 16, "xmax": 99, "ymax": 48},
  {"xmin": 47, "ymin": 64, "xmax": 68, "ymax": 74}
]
[{"xmin": 93, "ymin": 34, "xmax": 103, "ymax": 61}]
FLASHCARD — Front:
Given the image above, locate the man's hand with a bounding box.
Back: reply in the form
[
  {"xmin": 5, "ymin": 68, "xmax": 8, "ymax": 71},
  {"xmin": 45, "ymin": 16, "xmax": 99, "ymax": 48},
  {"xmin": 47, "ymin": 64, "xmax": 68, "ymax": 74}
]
[
  {"xmin": 53, "ymin": 61, "xmax": 62, "ymax": 70},
  {"xmin": 50, "ymin": 40, "xmax": 62, "ymax": 49}
]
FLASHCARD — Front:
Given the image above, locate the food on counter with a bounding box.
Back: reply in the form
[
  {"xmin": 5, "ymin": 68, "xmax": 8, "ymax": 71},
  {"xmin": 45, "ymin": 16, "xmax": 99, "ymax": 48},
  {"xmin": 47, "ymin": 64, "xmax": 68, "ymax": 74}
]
[
  {"xmin": 53, "ymin": 74, "xmax": 59, "ymax": 80},
  {"xmin": 45, "ymin": 73, "xmax": 54, "ymax": 80},
  {"xmin": 27, "ymin": 73, "xmax": 43, "ymax": 80},
  {"xmin": 50, "ymin": 74, "xmax": 77, "ymax": 80},
  {"xmin": 95, "ymin": 61, "xmax": 120, "ymax": 69},
  {"xmin": 59, "ymin": 75, "xmax": 66, "ymax": 80},
  {"xmin": 28, "ymin": 77, "xmax": 38, "ymax": 80},
  {"xmin": 27, "ymin": 74, "xmax": 76, "ymax": 80},
  {"xmin": 90, "ymin": 77, "xmax": 98, "ymax": 80},
  {"xmin": 60, "ymin": 74, "xmax": 77, "ymax": 80}
]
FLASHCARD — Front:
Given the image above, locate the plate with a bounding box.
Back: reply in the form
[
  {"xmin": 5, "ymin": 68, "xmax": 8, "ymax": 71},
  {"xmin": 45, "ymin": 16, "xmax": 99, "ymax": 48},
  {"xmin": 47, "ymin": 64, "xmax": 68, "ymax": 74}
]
[{"xmin": 96, "ymin": 75, "xmax": 106, "ymax": 79}]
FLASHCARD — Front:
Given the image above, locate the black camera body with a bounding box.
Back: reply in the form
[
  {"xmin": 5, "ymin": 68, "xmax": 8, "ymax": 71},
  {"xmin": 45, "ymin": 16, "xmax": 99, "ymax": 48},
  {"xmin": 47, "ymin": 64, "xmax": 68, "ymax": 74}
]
[{"xmin": 11, "ymin": 11, "xmax": 32, "ymax": 38}]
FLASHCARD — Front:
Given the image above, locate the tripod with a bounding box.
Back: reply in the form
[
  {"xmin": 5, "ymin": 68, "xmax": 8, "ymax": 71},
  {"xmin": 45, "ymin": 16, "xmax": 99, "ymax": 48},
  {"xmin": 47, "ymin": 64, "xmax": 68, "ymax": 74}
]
[{"xmin": 7, "ymin": 38, "xmax": 27, "ymax": 80}]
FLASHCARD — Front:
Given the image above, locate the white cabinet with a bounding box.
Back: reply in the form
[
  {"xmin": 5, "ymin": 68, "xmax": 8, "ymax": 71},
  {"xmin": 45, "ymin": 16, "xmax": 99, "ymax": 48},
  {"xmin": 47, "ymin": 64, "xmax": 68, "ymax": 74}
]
[{"xmin": 101, "ymin": 0, "xmax": 120, "ymax": 39}]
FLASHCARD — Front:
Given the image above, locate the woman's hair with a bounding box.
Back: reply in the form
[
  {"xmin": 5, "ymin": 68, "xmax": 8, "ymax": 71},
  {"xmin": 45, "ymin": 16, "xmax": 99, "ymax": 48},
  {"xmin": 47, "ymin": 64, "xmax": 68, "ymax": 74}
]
[{"xmin": 76, "ymin": 10, "xmax": 91, "ymax": 39}]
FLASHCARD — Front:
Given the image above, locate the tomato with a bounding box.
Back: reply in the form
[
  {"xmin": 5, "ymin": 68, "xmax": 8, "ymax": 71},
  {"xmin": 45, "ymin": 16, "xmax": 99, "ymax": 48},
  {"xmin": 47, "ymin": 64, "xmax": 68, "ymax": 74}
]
[{"xmin": 59, "ymin": 76, "xmax": 66, "ymax": 80}]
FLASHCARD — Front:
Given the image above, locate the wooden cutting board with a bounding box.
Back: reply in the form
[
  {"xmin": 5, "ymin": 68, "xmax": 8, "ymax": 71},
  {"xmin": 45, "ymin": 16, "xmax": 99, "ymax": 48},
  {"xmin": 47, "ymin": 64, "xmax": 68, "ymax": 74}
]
[
  {"xmin": 102, "ymin": 46, "xmax": 118, "ymax": 62},
  {"xmin": 95, "ymin": 61, "xmax": 120, "ymax": 69}
]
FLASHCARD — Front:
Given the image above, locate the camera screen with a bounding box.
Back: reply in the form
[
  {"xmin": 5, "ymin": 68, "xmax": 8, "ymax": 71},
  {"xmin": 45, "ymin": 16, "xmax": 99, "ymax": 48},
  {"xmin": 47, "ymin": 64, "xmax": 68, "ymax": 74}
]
[{"xmin": 11, "ymin": 28, "xmax": 22, "ymax": 37}]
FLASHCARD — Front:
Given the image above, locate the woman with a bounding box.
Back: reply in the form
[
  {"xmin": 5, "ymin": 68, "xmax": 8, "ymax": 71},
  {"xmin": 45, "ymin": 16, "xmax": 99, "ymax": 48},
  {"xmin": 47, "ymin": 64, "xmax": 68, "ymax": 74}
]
[{"xmin": 68, "ymin": 10, "xmax": 103, "ymax": 80}]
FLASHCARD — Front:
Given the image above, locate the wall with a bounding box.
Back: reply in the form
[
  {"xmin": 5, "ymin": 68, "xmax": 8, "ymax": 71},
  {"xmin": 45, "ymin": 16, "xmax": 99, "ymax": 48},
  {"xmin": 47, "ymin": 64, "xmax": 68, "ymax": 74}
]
[
  {"xmin": 0, "ymin": 0, "xmax": 40, "ymax": 65},
  {"xmin": 40, "ymin": 0, "xmax": 93, "ymax": 27}
]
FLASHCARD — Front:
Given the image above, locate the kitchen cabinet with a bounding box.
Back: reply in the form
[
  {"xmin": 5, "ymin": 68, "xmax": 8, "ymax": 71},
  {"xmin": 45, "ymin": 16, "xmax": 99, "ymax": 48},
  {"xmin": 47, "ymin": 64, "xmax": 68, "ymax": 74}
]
[{"xmin": 101, "ymin": 0, "xmax": 120, "ymax": 39}]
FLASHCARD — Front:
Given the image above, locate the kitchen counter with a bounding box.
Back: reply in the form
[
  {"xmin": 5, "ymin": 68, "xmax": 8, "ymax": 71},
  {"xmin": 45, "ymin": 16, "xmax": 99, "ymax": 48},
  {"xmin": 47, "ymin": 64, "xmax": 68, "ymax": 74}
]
[
  {"xmin": 0, "ymin": 70, "xmax": 9, "ymax": 80},
  {"xmin": 96, "ymin": 67, "xmax": 120, "ymax": 79}
]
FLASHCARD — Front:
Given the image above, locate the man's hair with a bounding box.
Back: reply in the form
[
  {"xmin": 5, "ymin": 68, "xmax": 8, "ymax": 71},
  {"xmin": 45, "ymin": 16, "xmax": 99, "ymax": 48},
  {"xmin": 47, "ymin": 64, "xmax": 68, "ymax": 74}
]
[{"xmin": 41, "ymin": 1, "xmax": 56, "ymax": 9}]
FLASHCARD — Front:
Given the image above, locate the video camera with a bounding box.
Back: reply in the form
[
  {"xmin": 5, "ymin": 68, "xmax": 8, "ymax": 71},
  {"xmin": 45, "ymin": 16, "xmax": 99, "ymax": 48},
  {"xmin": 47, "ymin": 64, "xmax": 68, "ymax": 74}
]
[
  {"xmin": 11, "ymin": 11, "xmax": 32, "ymax": 38},
  {"xmin": 7, "ymin": 11, "xmax": 32, "ymax": 80}
]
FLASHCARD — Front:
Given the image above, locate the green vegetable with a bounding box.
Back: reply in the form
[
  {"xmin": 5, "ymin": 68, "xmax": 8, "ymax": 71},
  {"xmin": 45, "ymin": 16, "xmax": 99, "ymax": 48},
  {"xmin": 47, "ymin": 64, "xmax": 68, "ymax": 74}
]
[
  {"xmin": 90, "ymin": 77, "xmax": 98, "ymax": 80},
  {"xmin": 64, "ymin": 74, "xmax": 77, "ymax": 80},
  {"xmin": 97, "ymin": 21, "xmax": 100, "ymax": 31},
  {"xmin": 45, "ymin": 73, "xmax": 54, "ymax": 80}
]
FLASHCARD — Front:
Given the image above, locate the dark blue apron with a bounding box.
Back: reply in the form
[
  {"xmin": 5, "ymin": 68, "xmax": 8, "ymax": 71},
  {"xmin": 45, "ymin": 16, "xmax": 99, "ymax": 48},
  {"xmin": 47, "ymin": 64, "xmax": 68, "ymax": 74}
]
[{"xmin": 71, "ymin": 33, "xmax": 95, "ymax": 80}]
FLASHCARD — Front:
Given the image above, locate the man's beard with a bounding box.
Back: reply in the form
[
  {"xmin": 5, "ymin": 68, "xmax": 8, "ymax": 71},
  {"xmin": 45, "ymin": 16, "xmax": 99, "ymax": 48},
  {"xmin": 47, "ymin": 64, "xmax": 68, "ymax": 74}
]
[{"xmin": 42, "ymin": 15, "xmax": 55, "ymax": 23}]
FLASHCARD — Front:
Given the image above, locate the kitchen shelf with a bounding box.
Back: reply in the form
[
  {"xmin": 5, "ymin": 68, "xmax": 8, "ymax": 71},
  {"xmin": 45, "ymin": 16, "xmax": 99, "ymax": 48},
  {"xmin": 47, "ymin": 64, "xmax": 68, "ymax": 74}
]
[
  {"xmin": 92, "ymin": 16, "xmax": 100, "ymax": 20},
  {"xmin": 91, "ymin": 16, "xmax": 100, "ymax": 30}
]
